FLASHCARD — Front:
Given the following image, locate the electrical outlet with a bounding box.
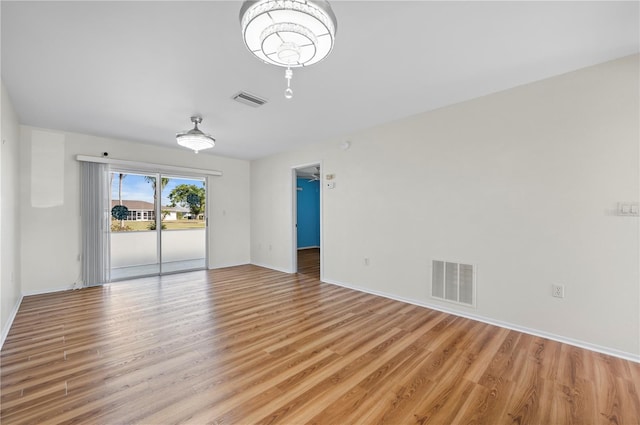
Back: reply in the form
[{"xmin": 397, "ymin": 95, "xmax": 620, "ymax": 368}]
[{"xmin": 552, "ymin": 284, "xmax": 564, "ymax": 298}]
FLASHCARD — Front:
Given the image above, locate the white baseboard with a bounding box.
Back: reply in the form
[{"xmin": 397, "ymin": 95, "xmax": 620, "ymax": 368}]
[
  {"xmin": 250, "ymin": 262, "xmax": 294, "ymax": 274},
  {"xmin": 322, "ymin": 277, "xmax": 640, "ymax": 364},
  {"xmin": 209, "ymin": 261, "xmax": 251, "ymax": 270},
  {"xmin": 1, "ymin": 294, "xmax": 24, "ymax": 349},
  {"xmin": 298, "ymin": 246, "xmax": 320, "ymax": 250},
  {"xmin": 21, "ymin": 285, "xmax": 76, "ymax": 297}
]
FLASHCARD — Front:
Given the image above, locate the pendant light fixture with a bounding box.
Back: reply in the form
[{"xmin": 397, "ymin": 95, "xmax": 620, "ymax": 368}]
[
  {"xmin": 176, "ymin": 116, "xmax": 215, "ymax": 154},
  {"xmin": 239, "ymin": 0, "xmax": 337, "ymax": 99}
]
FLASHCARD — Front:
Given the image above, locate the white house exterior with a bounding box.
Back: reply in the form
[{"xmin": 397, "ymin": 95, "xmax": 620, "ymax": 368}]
[{"xmin": 111, "ymin": 200, "xmax": 189, "ymax": 221}]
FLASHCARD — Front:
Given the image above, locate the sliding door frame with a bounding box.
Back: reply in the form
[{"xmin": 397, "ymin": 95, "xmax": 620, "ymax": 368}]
[
  {"xmin": 107, "ymin": 166, "xmax": 211, "ymax": 279},
  {"xmin": 77, "ymin": 155, "xmax": 222, "ymax": 281}
]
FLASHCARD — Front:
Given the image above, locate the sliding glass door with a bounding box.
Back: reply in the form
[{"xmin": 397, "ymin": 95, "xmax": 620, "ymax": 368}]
[{"xmin": 109, "ymin": 170, "xmax": 206, "ymax": 280}]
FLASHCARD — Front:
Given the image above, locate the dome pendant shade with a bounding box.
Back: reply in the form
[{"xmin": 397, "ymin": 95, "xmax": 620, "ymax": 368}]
[
  {"xmin": 176, "ymin": 116, "xmax": 215, "ymax": 154},
  {"xmin": 240, "ymin": 0, "xmax": 337, "ymax": 68},
  {"xmin": 240, "ymin": 0, "xmax": 337, "ymax": 98}
]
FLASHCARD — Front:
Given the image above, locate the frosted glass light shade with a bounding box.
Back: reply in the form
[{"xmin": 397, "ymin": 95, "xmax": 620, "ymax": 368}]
[
  {"xmin": 176, "ymin": 117, "xmax": 215, "ymax": 154},
  {"xmin": 240, "ymin": 0, "xmax": 337, "ymax": 68},
  {"xmin": 176, "ymin": 133, "xmax": 215, "ymax": 154}
]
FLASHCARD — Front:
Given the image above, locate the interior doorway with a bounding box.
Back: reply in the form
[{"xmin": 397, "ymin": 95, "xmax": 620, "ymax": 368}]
[{"xmin": 293, "ymin": 164, "xmax": 322, "ymax": 279}]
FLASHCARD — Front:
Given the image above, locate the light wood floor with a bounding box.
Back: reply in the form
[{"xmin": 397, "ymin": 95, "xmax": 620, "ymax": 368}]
[{"xmin": 2, "ymin": 249, "xmax": 639, "ymax": 424}]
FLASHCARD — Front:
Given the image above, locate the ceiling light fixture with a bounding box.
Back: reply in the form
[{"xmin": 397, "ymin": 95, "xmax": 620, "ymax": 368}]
[
  {"xmin": 239, "ymin": 0, "xmax": 337, "ymax": 99},
  {"xmin": 176, "ymin": 116, "xmax": 215, "ymax": 154}
]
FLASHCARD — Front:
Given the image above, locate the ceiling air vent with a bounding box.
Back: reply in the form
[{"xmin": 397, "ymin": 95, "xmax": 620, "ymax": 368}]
[{"xmin": 232, "ymin": 91, "xmax": 267, "ymax": 108}]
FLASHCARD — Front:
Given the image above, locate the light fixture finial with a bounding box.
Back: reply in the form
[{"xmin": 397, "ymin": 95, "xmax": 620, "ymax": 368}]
[{"xmin": 284, "ymin": 67, "xmax": 293, "ymax": 99}]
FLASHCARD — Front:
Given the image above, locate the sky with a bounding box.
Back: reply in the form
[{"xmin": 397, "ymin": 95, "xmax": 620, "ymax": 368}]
[{"xmin": 110, "ymin": 173, "xmax": 205, "ymax": 206}]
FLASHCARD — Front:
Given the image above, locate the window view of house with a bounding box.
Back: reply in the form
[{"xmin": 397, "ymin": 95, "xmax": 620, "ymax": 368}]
[{"xmin": 110, "ymin": 173, "xmax": 205, "ymax": 232}]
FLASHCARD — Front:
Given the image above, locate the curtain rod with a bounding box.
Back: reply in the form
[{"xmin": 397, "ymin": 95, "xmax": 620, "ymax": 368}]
[{"xmin": 76, "ymin": 155, "xmax": 223, "ymax": 177}]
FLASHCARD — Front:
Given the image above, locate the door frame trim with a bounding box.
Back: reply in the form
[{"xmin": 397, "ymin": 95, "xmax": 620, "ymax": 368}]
[{"xmin": 291, "ymin": 162, "xmax": 323, "ymax": 280}]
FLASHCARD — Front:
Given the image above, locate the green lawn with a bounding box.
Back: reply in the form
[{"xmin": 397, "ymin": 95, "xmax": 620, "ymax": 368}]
[{"xmin": 111, "ymin": 219, "xmax": 205, "ymax": 232}]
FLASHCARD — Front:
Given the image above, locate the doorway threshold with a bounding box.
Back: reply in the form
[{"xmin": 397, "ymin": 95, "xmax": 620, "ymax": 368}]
[{"xmin": 110, "ymin": 258, "xmax": 206, "ymax": 281}]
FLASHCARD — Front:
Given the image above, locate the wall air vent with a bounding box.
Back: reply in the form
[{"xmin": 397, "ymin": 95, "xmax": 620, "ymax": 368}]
[
  {"xmin": 431, "ymin": 260, "xmax": 476, "ymax": 307},
  {"xmin": 232, "ymin": 91, "xmax": 267, "ymax": 108}
]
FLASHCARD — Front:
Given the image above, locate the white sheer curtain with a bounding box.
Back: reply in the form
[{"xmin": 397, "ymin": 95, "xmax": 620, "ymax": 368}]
[{"xmin": 80, "ymin": 161, "xmax": 110, "ymax": 286}]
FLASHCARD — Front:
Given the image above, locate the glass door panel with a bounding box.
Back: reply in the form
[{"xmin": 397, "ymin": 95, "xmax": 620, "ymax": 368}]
[
  {"xmin": 160, "ymin": 175, "xmax": 206, "ymax": 273},
  {"xmin": 109, "ymin": 171, "xmax": 160, "ymax": 280}
]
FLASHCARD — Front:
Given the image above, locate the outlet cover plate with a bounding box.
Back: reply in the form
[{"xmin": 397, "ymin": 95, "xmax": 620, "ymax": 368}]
[{"xmin": 552, "ymin": 284, "xmax": 565, "ymax": 298}]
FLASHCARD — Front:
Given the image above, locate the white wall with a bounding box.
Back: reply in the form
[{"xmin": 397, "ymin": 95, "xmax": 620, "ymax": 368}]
[
  {"xmin": 19, "ymin": 128, "xmax": 251, "ymax": 295},
  {"xmin": 251, "ymin": 55, "xmax": 640, "ymax": 359},
  {"xmin": 1, "ymin": 81, "xmax": 22, "ymax": 343}
]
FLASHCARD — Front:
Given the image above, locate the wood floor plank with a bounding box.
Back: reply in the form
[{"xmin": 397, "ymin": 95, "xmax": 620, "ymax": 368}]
[{"xmin": 2, "ymin": 249, "xmax": 639, "ymax": 424}]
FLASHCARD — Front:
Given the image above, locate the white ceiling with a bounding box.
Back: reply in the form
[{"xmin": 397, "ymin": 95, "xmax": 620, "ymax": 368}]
[{"xmin": 2, "ymin": 1, "xmax": 638, "ymax": 161}]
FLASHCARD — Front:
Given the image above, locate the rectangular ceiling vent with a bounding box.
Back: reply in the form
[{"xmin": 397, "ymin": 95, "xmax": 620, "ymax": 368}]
[
  {"xmin": 431, "ymin": 260, "xmax": 476, "ymax": 307},
  {"xmin": 232, "ymin": 91, "xmax": 267, "ymax": 108}
]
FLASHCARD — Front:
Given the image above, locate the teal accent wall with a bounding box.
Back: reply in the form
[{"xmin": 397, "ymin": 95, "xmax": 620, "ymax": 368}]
[{"xmin": 296, "ymin": 178, "xmax": 320, "ymax": 249}]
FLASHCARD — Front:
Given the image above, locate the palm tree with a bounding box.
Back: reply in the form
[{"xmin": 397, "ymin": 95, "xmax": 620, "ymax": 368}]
[{"xmin": 144, "ymin": 176, "xmax": 169, "ymax": 224}]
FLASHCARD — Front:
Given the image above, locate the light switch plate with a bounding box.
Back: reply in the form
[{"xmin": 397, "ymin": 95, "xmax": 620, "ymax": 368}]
[{"xmin": 618, "ymin": 202, "xmax": 639, "ymax": 216}]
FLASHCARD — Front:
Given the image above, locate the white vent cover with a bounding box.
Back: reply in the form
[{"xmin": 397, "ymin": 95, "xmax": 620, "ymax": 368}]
[
  {"xmin": 232, "ymin": 91, "xmax": 267, "ymax": 108},
  {"xmin": 431, "ymin": 260, "xmax": 475, "ymax": 307}
]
